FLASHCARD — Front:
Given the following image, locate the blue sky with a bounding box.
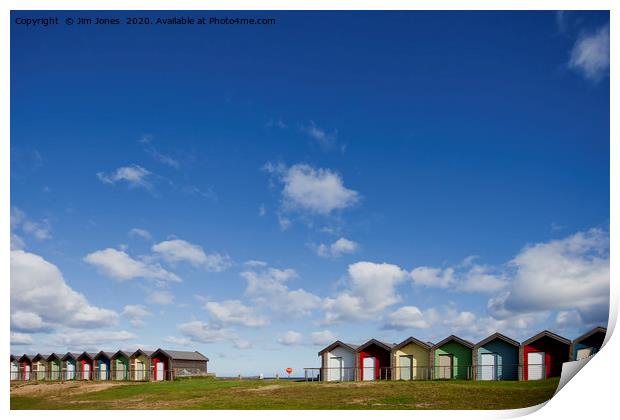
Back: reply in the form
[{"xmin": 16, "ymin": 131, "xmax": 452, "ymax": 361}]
[{"xmin": 10, "ymin": 11, "xmax": 609, "ymax": 376}]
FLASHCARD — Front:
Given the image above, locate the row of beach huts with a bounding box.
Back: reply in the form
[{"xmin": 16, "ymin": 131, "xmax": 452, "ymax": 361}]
[
  {"xmin": 10, "ymin": 348, "xmax": 209, "ymax": 382},
  {"xmin": 310, "ymin": 327, "xmax": 607, "ymax": 381}
]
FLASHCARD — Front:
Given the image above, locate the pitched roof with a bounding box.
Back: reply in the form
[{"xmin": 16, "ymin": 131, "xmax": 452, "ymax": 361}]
[
  {"xmin": 156, "ymin": 349, "xmax": 210, "ymax": 361},
  {"xmin": 61, "ymin": 352, "xmax": 78, "ymax": 361},
  {"xmin": 94, "ymin": 351, "xmax": 114, "ymax": 360},
  {"xmin": 111, "ymin": 350, "xmax": 131, "ymax": 359},
  {"xmin": 431, "ymin": 335, "xmax": 474, "ymax": 350},
  {"xmin": 32, "ymin": 353, "xmax": 50, "ymax": 362},
  {"xmin": 130, "ymin": 349, "xmax": 154, "ymax": 358},
  {"xmin": 392, "ymin": 336, "xmax": 432, "ymax": 351},
  {"xmin": 318, "ymin": 340, "xmax": 359, "ymax": 356},
  {"xmin": 474, "ymin": 332, "xmax": 520, "ymax": 349},
  {"xmin": 356, "ymin": 338, "xmax": 395, "ymax": 352},
  {"xmin": 572, "ymin": 326, "xmax": 607, "ymax": 344},
  {"xmin": 77, "ymin": 352, "xmax": 94, "ymax": 360},
  {"xmin": 46, "ymin": 353, "xmax": 62, "ymax": 362},
  {"xmin": 19, "ymin": 354, "xmax": 34, "ymax": 362},
  {"xmin": 521, "ymin": 330, "xmax": 571, "ymax": 347}
]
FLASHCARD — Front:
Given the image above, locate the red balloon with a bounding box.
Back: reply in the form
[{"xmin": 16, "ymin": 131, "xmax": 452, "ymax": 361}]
[{"xmin": 285, "ymin": 367, "xmax": 293, "ymax": 374}]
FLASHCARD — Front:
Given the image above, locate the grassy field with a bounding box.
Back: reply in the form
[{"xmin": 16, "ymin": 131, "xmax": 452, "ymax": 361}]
[{"xmin": 10, "ymin": 377, "xmax": 560, "ymax": 410}]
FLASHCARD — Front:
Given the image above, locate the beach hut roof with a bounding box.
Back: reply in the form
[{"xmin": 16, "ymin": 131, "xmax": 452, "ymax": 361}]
[
  {"xmin": 392, "ymin": 336, "xmax": 432, "ymax": 351},
  {"xmin": 19, "ymin": 354, "xmax": 34, "ymax": 362},
  {"xmin": 94, "ymin": 351, "xmax": 114, "ymax": 360},
  {"xmin": 318, "ymin": 340, "xmax": 359, "ymax": 356},
  {"xmin": 155, "ymin": 349, "xmax": 209, "ymax": 361},
  {"xmin": 46, "ymin": 353, "xmax": 62, "ymax": 362},
  {"xmin": 522, "ymin": 330, "xmax": 570, "ymax": 347},
  {"xmin": 61, "ymin": 352, "xmax": 78, "ymax": 361},
  {"xmin": 77, "ymin": 352, "xmax": 95, "ymax": 361},
  {"xmin": 474, "ymin": 332, "xmax": 520, "ymax": 350},
  {"xmin": 131, "ymin": 349, "xmax": 154, "ymax": 358},
  {"xmin": 357, "ymin": 338, "xmax": 396, "ymax": 352},
  {"xmin": 111, "ymin": 350, "xmax": 131, "ymax": 359},
  {"xmin": 431, "ymin": 335, "xmax": 474, "ymax": 350},
  {"xmin": 32, "ymin": 353, "xmax": 50, "ymax": 362},
  {"xmin": 572, "ymin": 326, "xmax": 607, "ymax": 344}
]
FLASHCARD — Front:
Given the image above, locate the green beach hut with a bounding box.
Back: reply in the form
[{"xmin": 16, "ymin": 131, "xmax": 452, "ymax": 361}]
[
  {"xmin": 46, "ymin": 353, "xmax": 62, "ymax": 381},
  {"xmin": 431, "ymin": 335, "xmax": 474, "ymax": 380},
  {"xmin": 111, "ymin": 350, "xmax": 130, "ymax": 380}
]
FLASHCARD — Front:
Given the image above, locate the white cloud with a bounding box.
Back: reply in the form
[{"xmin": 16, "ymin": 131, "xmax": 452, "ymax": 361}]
[
  {"xmin": 146, "ymin": 290, "xmax": 175, "ymax": 305},
  {"xmin": 242, "ymin": 266, "xmax": 322, "ymax": 316},
  {"xmin": 410, "ymin": 259, "xmax": 507, "ymax": 293},
  {"xmin": 383, "ymin": 306, "xmax": 430, "ymax": 330},
  {"xmin": 311, "ymin": 330, "xmax": 337, "ymax": 346},
  {"xmin": 122, "ymin": 304, "xmax": 151, "ymax": 318},
  {"xmin": 322, "ymin": 262, "xmax": 407, "ymax": 324},
  {"xmin": 265, "ymin": 163, "xmax": 359, "ymax": 215},
  {"xmin": 258, "ymin": 204, "xmax": 266, "ymax": 217},
  {"xmin": 278, "ymin": 330, "xmax": 303, "ymax": 346},
  {"xmin": 316, "ymin": 237, "xmax": 359, "ymax": 258},
  {"xmin": 244, "ymin": 260, "xmax": 268, "ymax": 267},
  {"xmin": 11, "ymin": 207, "xmax": 52, "ymax": 244},
  {"xmin": 204, "ymin": 300, "xmax": 268, "ymax": 327},
  {"xmin": 11, "ymin": 250, "xmax": 118, "ymax": 331},
  {"xmin": 301, "ymin": 121, "xmax": 337, "ymax": 150},
  {"xmin": 277, "ymin": 213, "xmax": 292, "ymax": 230},
  {"xmin": 569, "ymin": 24, "xmax": 610, "ymax": 82},
  {"xmin": 164, "ymin": 336, "xmax": 192, "ymax": 346},
  {"xmin": 97, "ymin": 164, "xmax": 153, "ymax": 190},
  {"xmin": 177, "ymin": 320, "xmax": 232, "ymax": 343},
  {"xmin": 555, "ymin": 310, "xmax": 583, "ymax": 330},
  {"xmin": 129, "ymin": 228, "xmax": 152, "ymax": 241},
  {"xmin": 11, "ymin": 332, "xmax": 33, "ymax": 345},
  {"xmin": 152, "ymin": 239, "xmax": 232, "ymax": 272},
  {"xmin": 84, "ymin": 248, "xmax": 181, "ymax": 283},
  {"xmin": 50, "ymin": 329, "xmax": 136, "ymax": 349},
  {"xmin": 490, "ymin": 228, "xmax": 609, "ymax": 322},
  {"xmin": 411, "ymin": 267, "xmax": 455, "ymax": 289}
]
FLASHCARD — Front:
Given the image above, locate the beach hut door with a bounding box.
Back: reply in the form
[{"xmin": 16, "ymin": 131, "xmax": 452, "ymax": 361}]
[
  {"xmin": 100, "ymin": 363, "xmax": 107, "ymax": 380},
  {"xmin": 11, "ymin": 362, "xmax": 18, "ymax": 380},
  {"xmin": 136, "ymin": 361, "xmax": 145, "ymax": 380},
  {"xmin": 156, "ymin": 362, "xmax": 165, "ymax": 381},
  {"xmin": 83, "ymin": 363, "xmax": 90, "ymax": 380},
  {"xmin": 362, "ymin": 357, "xmax": 375, "ymax": 381},
  {"xmin": 67, "ymin": 362, "xmax": 75, "ymax": 380},
  {"xmin": 480, "ymin": 353, "xmax": 497, "ymax": 380},
  {"xmin": 528, "ymin": 352, "xmax": 545, "ymax": 380},
  {"xmin": 438, "ymin": 354, "xmax": 453, "ymax": 379},
  {"xmin": 576, "ymin": 347, "xmax": 593, "ymax": 360},
  {"xmin": 24, "ymin": 364, "xmax": 30, "ymax": 380},
  {"xmin": 328, "ymin": 356, "xmax": 343, "ymax": 381},
  {"xmin": 399, "ymin": 355, "xmax": 412, "ymax": 380}
]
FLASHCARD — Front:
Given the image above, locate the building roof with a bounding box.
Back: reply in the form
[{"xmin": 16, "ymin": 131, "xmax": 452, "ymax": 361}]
[
  {"xmin": 431, "ymin": 335, "xmax": 474, "ymax": 350},
  {"xmin": 32, "ymin": 353, "xmax": 50, "ymax": 362},
  {"xmin": 318, "ymin": 340, "xmax": 359, "ymax": 356},
  {"xmin": 572, "ymin": 326, "xmax": 607, "ymax": 344},
  {"xmin": 46, "ymin": 353, "xmax": 62, "ymax": 362},
  {"xmin": 94, "ymin": 351, "xmax": 114, "ymax": 360},
  {"xmin": 19, "ymin": 354, "xmax": 35, "ymax": 362},
  {"xmin": 521, "ymin": 330, "xmax": 571, "ymax": 347},
  {"xmin": 111, "ymin": 350, "xmax": 131, "ymax": 360},
  {"xmin": 474, "ymin": 332, "xmax": 520, "ymax": 349},
  {"xmin": 131, "ymin": 349, "xmax": 155, "ymax": 358},
  {"xmin": 154, "ymin": 349, "xmax": 210, "ymax": 361},
  {"xmin": 356, "ymin": 338, "xmax": 395, "ymax": 353},
  {"xmin": 61, "ymin": 352, "xmax": 78, "ymax": 361},
  {"xmin": 392, "ymin": 336, "xmax": 432, "ymax": 351},
  {"xmin": 77, "ymin": 352, "xmax": 95, "ymax": 361}
]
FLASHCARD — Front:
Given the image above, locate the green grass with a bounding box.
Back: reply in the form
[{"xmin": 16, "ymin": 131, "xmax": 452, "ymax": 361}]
[{"xmin": 10, "ymin": 377, "xmax": 560, "ymax": 410}]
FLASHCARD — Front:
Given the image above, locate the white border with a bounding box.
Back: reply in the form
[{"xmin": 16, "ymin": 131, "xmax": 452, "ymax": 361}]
[{"xmin": 3, "ymin": 1, "xmax": 616, "ymax": 420}]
